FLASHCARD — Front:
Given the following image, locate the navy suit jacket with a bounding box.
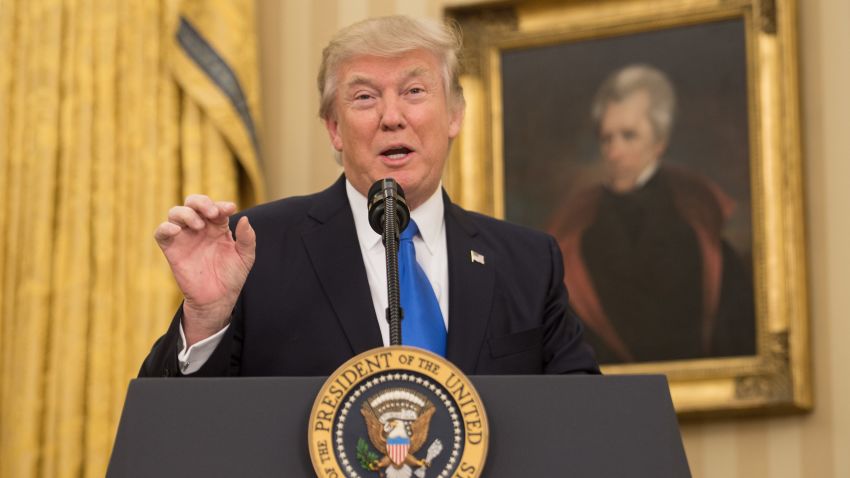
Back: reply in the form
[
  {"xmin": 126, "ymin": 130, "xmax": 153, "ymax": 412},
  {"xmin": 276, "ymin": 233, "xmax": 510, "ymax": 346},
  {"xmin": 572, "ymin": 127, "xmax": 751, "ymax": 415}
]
[{"xmin": 139, "ymin": 177, "xmax": 599, "ymax": 377}]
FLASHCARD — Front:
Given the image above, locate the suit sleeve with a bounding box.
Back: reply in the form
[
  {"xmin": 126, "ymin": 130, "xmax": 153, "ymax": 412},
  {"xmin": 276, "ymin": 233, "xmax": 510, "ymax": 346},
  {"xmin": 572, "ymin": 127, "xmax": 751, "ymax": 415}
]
[
  {"xmin": 542, "ymin": 235, "xmax": 601, "ymax": 375},
  {"xmin": 138, "ymin": 302, "xmax": 244, "ymax": 377}
]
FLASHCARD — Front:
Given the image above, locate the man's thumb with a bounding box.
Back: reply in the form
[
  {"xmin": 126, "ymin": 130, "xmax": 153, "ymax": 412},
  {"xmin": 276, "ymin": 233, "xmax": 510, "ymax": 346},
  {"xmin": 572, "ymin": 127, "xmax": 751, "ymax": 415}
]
[{"xmin": 234, "ymin": 216, "xmax": 256, "ymax": 266}]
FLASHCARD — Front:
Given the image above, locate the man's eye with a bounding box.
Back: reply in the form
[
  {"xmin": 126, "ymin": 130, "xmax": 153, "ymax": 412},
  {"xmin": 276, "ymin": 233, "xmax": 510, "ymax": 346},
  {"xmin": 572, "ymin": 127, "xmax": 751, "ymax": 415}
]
[
  {"xmin": 355, "ymin": 93, "xmax": 373, "ymax": 101},
  {"xmin": 408, "ymin": 87, "xmax": 425, "ymax": 95}
]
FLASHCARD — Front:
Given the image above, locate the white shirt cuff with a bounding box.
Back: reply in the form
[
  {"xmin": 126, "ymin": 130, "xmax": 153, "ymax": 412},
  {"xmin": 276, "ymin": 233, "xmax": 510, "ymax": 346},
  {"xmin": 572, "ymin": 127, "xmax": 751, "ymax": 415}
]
[{"xmin": 177, "ymin": 323, "xmax": 229, "ymax": 375}]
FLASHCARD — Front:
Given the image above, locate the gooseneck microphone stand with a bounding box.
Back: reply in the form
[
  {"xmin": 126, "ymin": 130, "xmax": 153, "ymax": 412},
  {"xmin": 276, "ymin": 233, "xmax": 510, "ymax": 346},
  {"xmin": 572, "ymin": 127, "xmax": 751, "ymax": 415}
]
[{"xmin": 367, "ymin": 178, "xmax": 410, "ymax": 346}]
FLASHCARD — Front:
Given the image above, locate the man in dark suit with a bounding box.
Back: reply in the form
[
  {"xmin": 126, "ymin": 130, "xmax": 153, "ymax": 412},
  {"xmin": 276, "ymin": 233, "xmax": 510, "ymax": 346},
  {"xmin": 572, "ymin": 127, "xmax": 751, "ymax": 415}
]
[{"xmin": 140, "ymin": 15, "xmax": 598, "ymax": 378}]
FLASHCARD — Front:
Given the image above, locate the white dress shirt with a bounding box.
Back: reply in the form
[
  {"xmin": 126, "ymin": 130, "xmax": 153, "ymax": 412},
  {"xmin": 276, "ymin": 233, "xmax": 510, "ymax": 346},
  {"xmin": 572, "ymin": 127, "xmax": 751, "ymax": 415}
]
[{"xmin": 177, "ymin": 180, "xmax": 449, "ymax": 374}]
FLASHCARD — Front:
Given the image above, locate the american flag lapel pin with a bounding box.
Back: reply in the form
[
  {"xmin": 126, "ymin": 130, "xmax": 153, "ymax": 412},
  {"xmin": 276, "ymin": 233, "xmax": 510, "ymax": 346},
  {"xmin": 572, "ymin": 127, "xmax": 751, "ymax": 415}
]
[{"xmin": 470, "ymin": 250, "xmax": 485, "ymax": 265}]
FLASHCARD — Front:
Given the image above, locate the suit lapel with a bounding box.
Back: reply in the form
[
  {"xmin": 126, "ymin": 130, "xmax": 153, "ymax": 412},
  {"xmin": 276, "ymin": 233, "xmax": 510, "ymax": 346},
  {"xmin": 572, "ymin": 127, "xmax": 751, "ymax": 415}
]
[
  {"xmin": 301, "ymin": 177, "xmax": 383, "ymax": 355},
  {"xmin": 443, "ymin": 194, "xmax": 495, "ymax": 373},
  {"xmin": 299, "ymin": 181, "xmax": 496, "ymax": 368}
]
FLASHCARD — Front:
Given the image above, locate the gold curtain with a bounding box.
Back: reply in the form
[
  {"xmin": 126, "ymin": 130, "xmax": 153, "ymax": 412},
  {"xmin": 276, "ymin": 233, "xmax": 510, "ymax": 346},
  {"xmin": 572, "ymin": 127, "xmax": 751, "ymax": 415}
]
[{"xmin": 0, "ymin": 0, "xmax": 264, "ymax": 476}]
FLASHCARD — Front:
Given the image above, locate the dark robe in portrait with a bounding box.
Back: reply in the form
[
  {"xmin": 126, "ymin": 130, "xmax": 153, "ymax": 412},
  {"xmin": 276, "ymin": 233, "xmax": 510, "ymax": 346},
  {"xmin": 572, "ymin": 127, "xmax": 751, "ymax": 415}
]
[{"xmin": 551, "ymin": 164, "xmax": 755, "ymax": 364}]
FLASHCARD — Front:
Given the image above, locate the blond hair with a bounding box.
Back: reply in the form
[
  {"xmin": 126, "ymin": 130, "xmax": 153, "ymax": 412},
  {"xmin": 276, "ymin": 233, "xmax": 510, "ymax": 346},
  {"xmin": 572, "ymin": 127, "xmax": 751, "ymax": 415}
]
[{"xmin": 317, "ymin": 15, "xmax": 464, "ymax": 120}]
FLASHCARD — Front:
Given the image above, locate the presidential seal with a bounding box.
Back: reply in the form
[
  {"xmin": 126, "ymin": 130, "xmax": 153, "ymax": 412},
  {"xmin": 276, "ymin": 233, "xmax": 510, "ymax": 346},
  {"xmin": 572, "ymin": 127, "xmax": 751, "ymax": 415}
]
[{"xmin": 308, "ymin": 346, "xmax": 488, "ymax": 478}]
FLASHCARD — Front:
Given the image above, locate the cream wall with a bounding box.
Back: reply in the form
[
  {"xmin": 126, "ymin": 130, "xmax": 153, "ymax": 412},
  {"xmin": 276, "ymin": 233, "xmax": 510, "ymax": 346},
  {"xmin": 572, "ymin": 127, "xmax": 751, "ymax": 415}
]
[{"xmin": 256, "ymin": 1, "xmax": 849, "ymax": 476}]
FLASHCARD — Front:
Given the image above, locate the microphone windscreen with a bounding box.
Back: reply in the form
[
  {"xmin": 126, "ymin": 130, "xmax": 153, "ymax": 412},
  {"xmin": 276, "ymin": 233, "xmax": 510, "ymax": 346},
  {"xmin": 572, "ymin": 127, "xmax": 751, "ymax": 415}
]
[{"xmin": 367, "ymin": 178, "xmax": 409, "ymax": 235}]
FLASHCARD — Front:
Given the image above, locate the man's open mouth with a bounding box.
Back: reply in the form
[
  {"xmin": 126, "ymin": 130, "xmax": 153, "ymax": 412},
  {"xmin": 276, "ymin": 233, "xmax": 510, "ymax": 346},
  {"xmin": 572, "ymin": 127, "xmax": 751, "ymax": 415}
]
[{"xmin": 380, "ymin": 146, "xmax": 413, "ymax": 159}]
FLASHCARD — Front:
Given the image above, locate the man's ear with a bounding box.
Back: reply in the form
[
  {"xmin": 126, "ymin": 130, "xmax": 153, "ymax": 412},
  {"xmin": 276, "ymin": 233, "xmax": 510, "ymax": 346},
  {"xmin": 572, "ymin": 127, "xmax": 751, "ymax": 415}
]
[
  {"xmin": 653, "ymin": 139, "xmax": 668, "ymax": 158},
  {"xmin": 448, "ymin": 103, "xmax": 465, "ymax": 139},
  {"xmin": 324, "ymin": 116, "xmax": 344, "ymax": 151}
]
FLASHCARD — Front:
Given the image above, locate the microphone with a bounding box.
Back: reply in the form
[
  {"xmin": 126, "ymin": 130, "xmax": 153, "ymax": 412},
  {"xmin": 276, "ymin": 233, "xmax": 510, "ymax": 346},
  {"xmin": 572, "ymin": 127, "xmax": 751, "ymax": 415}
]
[
  {"xmin": 367, "ymin": 179, "xmax": 410, "ymax": 346},
  {"xmin": 367, "ymin": 179, "xmax": 410, "ymax": 239}
]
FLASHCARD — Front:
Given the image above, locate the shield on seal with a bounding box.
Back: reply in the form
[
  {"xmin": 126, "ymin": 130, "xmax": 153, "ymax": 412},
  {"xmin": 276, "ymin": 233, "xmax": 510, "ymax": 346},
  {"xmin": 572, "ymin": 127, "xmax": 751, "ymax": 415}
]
[{"xmin": 386, "ymin": 435, "xmax": 411, "ymax": 466}]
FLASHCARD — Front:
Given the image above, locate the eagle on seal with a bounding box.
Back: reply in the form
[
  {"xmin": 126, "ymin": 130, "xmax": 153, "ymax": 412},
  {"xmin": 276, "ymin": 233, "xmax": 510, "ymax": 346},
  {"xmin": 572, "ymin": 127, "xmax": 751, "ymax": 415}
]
[{"xmin": 360, "ymin": 388, "xmax": 437, "ymax": 474}]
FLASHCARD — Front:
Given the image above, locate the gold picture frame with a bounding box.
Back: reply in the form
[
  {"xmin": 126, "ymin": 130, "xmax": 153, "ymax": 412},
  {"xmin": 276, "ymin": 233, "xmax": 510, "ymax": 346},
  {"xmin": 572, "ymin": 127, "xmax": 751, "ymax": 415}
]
[{"xmin": 445, "ymin": 0, "xmax": 810, "ymax": 417}]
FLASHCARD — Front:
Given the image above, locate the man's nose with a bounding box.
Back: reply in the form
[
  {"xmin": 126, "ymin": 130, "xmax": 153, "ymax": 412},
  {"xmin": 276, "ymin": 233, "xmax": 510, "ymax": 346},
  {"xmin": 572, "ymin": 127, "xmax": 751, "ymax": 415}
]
[
  {"xmin": 380, "ymin": 96, "xmax": 406, "ymax": 131},
  {"xmin": 605, "ymin": 136, "xmax": 624, "ymax": 160}
]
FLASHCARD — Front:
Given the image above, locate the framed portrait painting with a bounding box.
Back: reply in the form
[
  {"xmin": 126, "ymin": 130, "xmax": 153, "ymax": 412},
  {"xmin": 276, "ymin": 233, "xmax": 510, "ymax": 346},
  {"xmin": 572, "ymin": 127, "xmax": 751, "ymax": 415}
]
[{"xmin": 445, "ymin": 0, "xmax": 810, "ymax": 417}]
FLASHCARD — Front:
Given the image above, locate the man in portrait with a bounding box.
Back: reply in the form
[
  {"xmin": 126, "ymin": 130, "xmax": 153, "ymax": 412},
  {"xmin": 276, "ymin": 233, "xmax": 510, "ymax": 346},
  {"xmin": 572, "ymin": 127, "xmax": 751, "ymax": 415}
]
[{"xmin": 550, "ymin": 64, "xmax": 755, "ymax": 364}]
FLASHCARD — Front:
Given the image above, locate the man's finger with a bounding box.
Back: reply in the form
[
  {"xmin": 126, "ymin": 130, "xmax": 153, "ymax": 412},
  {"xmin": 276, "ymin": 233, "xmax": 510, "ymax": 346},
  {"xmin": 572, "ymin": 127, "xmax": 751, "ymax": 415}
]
[
  {"xmin": 204, "ymin": 200, "xmax": 237, "ymax": 226},
  {"xmin": 154, "ymin": 221, "xmax": 182, "ymax": 246},
  {"xmin": 215, "ymin": 201, "xmax": 237, "ymax": 216},
  {"xmin": 168, "ymin": 205, "xmax": 205, "ymax": 230},
  {"xmin": 185, "ymin": 194, "xmax": 219, "ymax": 220}
]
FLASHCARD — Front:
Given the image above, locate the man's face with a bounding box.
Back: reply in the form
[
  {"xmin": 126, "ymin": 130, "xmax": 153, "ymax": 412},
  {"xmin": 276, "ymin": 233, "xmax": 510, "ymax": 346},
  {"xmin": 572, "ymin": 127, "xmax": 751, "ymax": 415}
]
[
  {"xmin": 598, "ymin": 90, "xmax": 666, "ymax": 193},
  {"xmin": 324, "ymin": 49, "xmax": 463, "ymax": 210}
]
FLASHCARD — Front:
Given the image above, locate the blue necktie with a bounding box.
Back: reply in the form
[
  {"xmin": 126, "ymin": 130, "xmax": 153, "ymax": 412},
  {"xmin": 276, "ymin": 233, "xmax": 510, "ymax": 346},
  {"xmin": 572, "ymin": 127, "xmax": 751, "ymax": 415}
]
[{"xmin": 399, "ymin": 220, "xmax": 447, "ymax": 356}]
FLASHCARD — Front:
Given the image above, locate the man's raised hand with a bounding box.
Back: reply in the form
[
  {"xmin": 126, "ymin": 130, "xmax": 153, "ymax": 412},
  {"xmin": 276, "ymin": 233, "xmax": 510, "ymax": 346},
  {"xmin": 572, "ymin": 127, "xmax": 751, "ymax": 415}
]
[{"xmin": 154, "ymin": 195, "xmax": 256, "ymax": 346}]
